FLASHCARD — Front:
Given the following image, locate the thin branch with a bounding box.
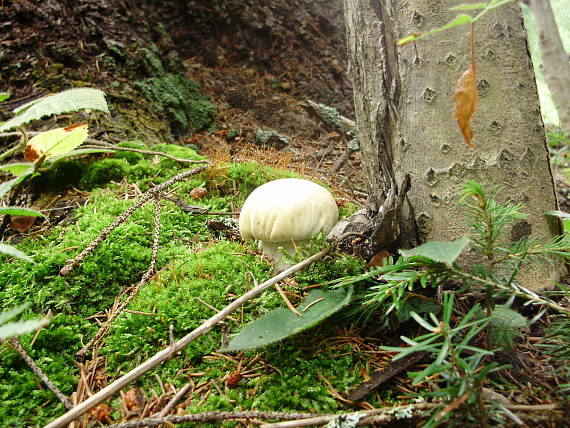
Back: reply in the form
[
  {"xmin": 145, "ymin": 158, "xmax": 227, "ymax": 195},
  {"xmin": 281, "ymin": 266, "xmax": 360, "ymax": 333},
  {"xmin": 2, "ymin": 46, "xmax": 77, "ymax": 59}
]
[
  {"xmin": 44, "ymin": 246, "xmax": 331, "ymax": 428},
  {"xmin": 8, "ymin": 338, "xmax": 73, "ymax": 410},
  {"xmin": 76, "ymin": 193, "xmax": 162, "ymax": 357},
  {"xmin": 450, "ymin": 268, "xmax": 570, "ymax": 314},
  {"xmin": 156, "ymin": 383, "xmax": 192, "ymax": 417},
  {"xmin": 262, "ymin": 404, "xmax": 435, "ymax": 428},
  {"xmin": 60, "ymin": 165, "xmax": 208, "ymax": 276},
  {"xmin": 106, "ymin": 411, "xmax": 318, "ymax": 427},
  {"xmin": 83, "ymin": 141, "xmax": 206, "ymax": 164}
]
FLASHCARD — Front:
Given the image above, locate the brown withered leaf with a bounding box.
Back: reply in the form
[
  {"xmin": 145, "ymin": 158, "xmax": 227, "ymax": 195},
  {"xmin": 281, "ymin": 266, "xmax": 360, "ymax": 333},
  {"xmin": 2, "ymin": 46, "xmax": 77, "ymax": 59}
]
[
  {"xmin": 452, "ymin": 64, "xmax": 478, "ymax": 146},
  {"xmin": 10, "ymin": 215, "xmax": 36, "ymax": 232}
]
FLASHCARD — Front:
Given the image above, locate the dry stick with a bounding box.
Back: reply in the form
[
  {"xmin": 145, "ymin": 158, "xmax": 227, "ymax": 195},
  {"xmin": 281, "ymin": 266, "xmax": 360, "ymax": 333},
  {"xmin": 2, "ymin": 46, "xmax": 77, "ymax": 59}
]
[
  {"xmin": 262, "ymin": 404, "xmax": 435, "ymax": 428},
  {"xmin": 8, "ymin": 338, "xmax": 73, "ymax": 410},
  {"xmin": 83, "ymin": 141, "xmax": 206, "ymax": 164},
  {"xmin": 60, "ymin": 165, "xmax": 207, "ymax": 276},
  {"xmin": 156, "ymin": 383, "xmax": 192, "ymax": 418},
  {"xmin": 76, "ymin": 194, "xmax": 163, "ymax": 357},
  {"xmin": 44, "ymin": 246, "xmax": 330, "ymax": 428},
  {"xmin": 105, "ymin": 411, "xmax": 319, "ymax": 428}
]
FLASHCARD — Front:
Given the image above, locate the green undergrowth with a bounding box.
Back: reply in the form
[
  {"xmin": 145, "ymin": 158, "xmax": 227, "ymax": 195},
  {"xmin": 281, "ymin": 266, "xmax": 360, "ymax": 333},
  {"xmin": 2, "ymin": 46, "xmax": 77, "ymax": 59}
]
[{"xmin": 0, "ymin": 143, "xmax": 366, "ymax": 426}]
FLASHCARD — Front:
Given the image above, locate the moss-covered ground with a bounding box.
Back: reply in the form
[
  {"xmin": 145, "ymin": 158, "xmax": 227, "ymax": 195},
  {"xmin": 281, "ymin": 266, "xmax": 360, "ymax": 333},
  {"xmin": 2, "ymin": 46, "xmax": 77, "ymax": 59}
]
[{"xmin": 0, "ymin": 143, "xmax": 367, "ymax": 426}]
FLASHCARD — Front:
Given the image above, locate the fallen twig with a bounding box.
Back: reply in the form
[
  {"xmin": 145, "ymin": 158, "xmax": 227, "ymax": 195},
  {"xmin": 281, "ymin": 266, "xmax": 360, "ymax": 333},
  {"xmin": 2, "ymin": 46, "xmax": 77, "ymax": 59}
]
[
  {"xmin": 105, "ymin": 411, "xmax": 318, "ymax": 427},
  {"xmin": 83, "ymin": 141, "xmax": 206, "ymax": 164},
  {"xmin": 60, "ymin": 165, "xmax": 207, "ymax": 276},
  {"xmin": 262, "ymin": 404, "xmax": 435, "ymax": 428},
  {"xmin": 346, "ymin": 351, "xmax": 428, "ymax": 401},
  {"xmin": 44, "ymin": 246, "xmax": 331, "ymax": 428},
  {"xmin": 8, "ymin": 338, "xmax": 73, "ymax": 410},
  {"xmin": 76, "ymin": 193, "xmax": 163, "ymax": 357},
  {"xmin": 156, "ymin": 383, "xmax": 192, "ymax": 417}
]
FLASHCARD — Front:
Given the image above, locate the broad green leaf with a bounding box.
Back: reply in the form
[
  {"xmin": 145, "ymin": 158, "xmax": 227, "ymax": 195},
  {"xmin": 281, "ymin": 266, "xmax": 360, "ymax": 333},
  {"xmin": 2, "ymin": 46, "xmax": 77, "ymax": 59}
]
[
  {"xmin": 0, "ymin": 319, "xmax": 48, "ymax": 339},
  {"xmin": 0, "ymin": 207, "xmax": 45, "ymax": 217},
  {"xmin": 221, "ymin": 287, "xmax": 353, "ymax": 352},
  {"xmin": 0, "ymin": 177, "xmax": 18, "ymax": 199},
  {"xmin": 0, "ymin": 88, "xmax": 109, "ymax": 132},
  {"xmin": 0, "ymin": 162, "xmax": 34, "ymax": 176},
  {"xmin": 399, "ymin": 236, "xmax": 470, "ymax": 267},
  {"xmin": 0, "ymin": 243, "xmax": 33, "ymax": 262},
  {"xmin": 449, "ymin": 3, "xmax": 487, "ymax": 11},
  {"xmin": 0, "ymin": 93, "xmax": 10, "ymax": 102},
  {"xmin": 489, "ymin": 307, "xmax": 528, "ymax": 352},
  {"xmin": 0, "ymin": 304, "xmax": 29, "ymax": 325},
  {"xmin": 25, "ymin": 124, "xmax": 88, "ymax": 162}
]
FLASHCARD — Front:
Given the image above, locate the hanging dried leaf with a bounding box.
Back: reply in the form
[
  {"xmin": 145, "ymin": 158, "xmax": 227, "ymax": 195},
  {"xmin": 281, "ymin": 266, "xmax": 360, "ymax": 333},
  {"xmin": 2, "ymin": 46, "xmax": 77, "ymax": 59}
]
[{"xmin": 452, "ymin": 63, "xmax": 478, "ymax": 146}]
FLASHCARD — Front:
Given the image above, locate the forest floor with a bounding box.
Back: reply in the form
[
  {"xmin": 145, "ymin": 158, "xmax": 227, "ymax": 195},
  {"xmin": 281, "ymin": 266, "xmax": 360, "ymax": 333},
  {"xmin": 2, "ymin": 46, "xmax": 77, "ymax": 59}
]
[{"xmin": 1, "ymin": 1, "xmax": 569, "ymax": 427}]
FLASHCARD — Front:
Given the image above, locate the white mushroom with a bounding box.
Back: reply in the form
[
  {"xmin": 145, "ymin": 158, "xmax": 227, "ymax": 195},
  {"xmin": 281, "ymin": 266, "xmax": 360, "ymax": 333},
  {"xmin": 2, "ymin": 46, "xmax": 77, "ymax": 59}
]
[{"xmin": 239, "ymin": 178, "xmax": 339, "ymax": 270}]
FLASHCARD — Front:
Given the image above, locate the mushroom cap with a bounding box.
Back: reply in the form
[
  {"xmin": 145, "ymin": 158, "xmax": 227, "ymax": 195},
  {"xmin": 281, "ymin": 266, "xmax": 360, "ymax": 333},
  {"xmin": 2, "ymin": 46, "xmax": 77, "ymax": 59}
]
[{"xmin": 239, "ymin": 178, "xmax": 339, "ymax": 243}]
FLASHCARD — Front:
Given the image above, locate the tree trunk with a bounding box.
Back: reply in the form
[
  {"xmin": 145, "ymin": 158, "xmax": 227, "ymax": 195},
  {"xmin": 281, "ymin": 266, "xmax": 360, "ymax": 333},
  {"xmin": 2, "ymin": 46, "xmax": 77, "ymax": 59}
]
[
  {"xmin": 344, "ymin": 0, "xmax": 563, "ymax": 290},
  {"xmin": 526, "ymin": 0, "xmax": 570, "ymax": 137}
]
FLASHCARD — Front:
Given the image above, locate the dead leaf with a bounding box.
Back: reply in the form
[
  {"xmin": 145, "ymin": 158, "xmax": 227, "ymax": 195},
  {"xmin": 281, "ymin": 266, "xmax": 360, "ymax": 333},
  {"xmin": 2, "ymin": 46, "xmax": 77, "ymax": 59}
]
[
  {"xmin": 452, "ymin": 63, "xmax": 478, "ymax": 146},
  {"xmin": 10, "ymin": 215, "xmax": 36, "ymax": 232},
  {"xmin": 190, "ymin": 187, "xmax": 208, "ymax": 200},
  {"xmin": 367, "ymin": 249, "xmax": 391, "ymax": 267}
]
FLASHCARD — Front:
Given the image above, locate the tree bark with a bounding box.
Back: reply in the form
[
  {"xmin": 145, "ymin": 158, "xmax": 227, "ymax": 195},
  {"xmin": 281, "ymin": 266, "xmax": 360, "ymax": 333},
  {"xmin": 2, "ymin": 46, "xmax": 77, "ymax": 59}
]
[
  {"xmin": 344, "ymin": 0, "xmax": 563, "ymax": 290},
  {"xmin": 526, "ymin": 0, "xmax": 570, "ymax": 137}
]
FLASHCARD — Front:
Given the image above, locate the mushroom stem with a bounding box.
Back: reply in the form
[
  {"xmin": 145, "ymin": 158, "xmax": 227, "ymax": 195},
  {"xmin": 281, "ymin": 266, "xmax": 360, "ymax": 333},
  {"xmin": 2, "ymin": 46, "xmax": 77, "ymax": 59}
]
[{"xmin": 260, "ymin": 240, "xmax": 303, "ymax": 272}]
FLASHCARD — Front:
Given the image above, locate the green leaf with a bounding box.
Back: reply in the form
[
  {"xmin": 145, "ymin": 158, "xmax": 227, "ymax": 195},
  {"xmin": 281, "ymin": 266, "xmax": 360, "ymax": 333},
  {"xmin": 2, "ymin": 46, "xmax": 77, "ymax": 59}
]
[
  {"xmin": 489, "ymin": 307, "xmax": 528, "ymax": 352},
  {"xmin": 0, "ymin": 243, "xmax": 33, "ymax": 262},
  {"xmin": 0, "ymin": 168, "xmax": 35, "ymax": 199},
  {"xmin": 399, "ymin": 236, "xmax": 470, "ymax": 267},
  {"xmin": 25, "ymin": 124, "xmax": 88, "ymax": 161},
  {"xmin": 449, "ymin": 2, "xmax": 487, "ymax": 10},
  {"xmin": 0, "ymin": 162, "xmax": 34, "ymax": 176},
  {"xmin": 221, "ymin": 287, "xmax": 353, "ymax": 352},
  {"xmin": 0, "ymin": 92, "xmax": 10, "ymax": 102},
  {"xmin": 0, "ymin": 88, "xmax": 109, "ymax": 132},
  {"xmin": 0, "ymin": 319, "xmax": 48, "ymax": 339},
  {"xmin": 0, "ymin": 207, "xmax": 46, "ymax": 217}
]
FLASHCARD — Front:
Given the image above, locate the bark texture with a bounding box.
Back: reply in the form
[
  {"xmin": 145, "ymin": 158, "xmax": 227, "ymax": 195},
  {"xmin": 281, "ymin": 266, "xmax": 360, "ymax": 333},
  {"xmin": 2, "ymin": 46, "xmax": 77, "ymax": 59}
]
[
  {"xmin": 527, "ymin": 0, "xmax": 570, "ymax": 137},
  {"xmin": 344, "ymin": 0, "xmax": 563, "ymax": 289}
]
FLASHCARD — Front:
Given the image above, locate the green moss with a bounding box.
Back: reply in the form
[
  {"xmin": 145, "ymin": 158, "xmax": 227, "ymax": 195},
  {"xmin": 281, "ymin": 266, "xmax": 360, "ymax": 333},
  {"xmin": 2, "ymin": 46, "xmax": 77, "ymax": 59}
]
[
  {"xmin": 136, "ymin": 74, "xmax": 216, "ymax": 135},
  {"xmin": 80, "ymin": 158, "xmax": 129, "ymax": 189},
  {"xmin": 0, "ymin": 146, "xmax": 369, "ymax": 425},
  {"xmin": 29, "ymin": 160, "xmax": 84, "ymax": 193}
]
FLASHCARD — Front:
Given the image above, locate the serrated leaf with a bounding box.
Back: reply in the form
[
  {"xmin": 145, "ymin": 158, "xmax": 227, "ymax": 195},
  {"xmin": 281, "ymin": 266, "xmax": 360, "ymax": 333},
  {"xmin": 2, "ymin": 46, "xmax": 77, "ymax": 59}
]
[
  {"xmin": 399, "ymin": 236, "xmax": 470, "ymax": 267},
  {"xmin": 449, "ymin": 3, "xmax": 487, "ymax": 11},
  {"xmin": 24, "ymin": 123, "xmax": 88, "ymax": 162},
  {"xmin": 0, "ymin": 319, "xmax": 48, "ymax": 339},
  {"xmin": 453, "ymin": 63, "xmax": 478, "ymax": 146},
  {"xmin": 0, "ymin": 162, "xmax": 34, "ymax": 176},
  {"xmin": 0, "ymin": 243, "xmax": 33, "ymax": 262},
  {"xmin": 0, "ymin": 93, "xmax": 10, "ymax": 102},
  {"xmin": 0, "ymin": 207, "xmax": 45, "ymax": 217},
  {"xmin": 0, "ymin": 88, "xmax": 109, "ymax": 132},
  {"xmin": 221, "ymin": 287, "xmax": 353, "ymax": 352}
]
